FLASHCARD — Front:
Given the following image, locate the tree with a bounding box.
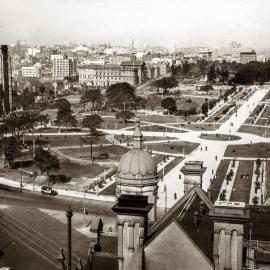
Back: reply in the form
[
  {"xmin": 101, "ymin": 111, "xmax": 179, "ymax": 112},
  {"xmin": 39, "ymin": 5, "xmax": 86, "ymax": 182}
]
[
  {"xmin": 152, "ymin": 76, "xmax": 178, "ymax": 95},
  {"xmin": 198, "ymin": 59, "xmax": 208, "ymax": 76},
  {"xmin": 34, "ymin": 148, "xmax": 59, "ymax": 178},
  {"xmin": 38, "ymin": 114, "xmax": 50, "ymax": 129},
  {"xmin": 39, "ymin": 85, "xmax": 46, "ymax": 101},
  {"xmin": 207, "ymin": 64, "xmax": 217, "ymax": 82},
  {"xmin": 81, "ymin": 115, "xmax": 104, "ymax": 159},
  {"xmin": 161, "ymin": 97, "xmax": 176, "ymax": 114},
  {"xmin": 201, "ymin": 102, "xmax": 209, "ymax": 116},
  {"xmin": 182, "ymin": 61, "xmax": 190, "ymax": 76},
  {"xmin": 106, "ymin": 83, "xmax": 137, "ymax": 109},
  {"xmin": 17, "ymin": 88, "xmax": 35, "ymax": 111},
  {"xmin": 80, "ymin": 88, "xmax": 103, "ymax": 111},
  {"xmin": 55, "ymin": 99, "xmax": 77, "ymax": 131},
  {"xmin": 3, "ymin": 136, "xmax": 21, "ymax": 164},
  {"xmin": 115, "ymin": 110, "xmax": 135, "ymax": 123},
  {"xmin": 145, "ymin": 94, "xmax": 162, "ymax": 110},
  {"xmin": 221, "ymin": 66, "xmax": 229, "ymax": 83},
  {"xmin": 82, "ymin": 114, "xmax": 103, "ymax": 130}
]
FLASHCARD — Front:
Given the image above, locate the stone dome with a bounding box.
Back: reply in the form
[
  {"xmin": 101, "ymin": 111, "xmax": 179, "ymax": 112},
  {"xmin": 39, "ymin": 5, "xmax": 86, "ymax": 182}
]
[
  {"xmin": 116, "ymin": 118, "xmax": 158, "ymax": 191},
  {"xmin": 117, "ymin": 149, "xmax": 157, "ymax": 180}
]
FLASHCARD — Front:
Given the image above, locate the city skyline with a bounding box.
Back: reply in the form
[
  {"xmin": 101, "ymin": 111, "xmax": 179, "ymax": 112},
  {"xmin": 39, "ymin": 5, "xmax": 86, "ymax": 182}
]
[{"xmin": 1, "ymin": 0, "xmax": 270, "ymax": 49}]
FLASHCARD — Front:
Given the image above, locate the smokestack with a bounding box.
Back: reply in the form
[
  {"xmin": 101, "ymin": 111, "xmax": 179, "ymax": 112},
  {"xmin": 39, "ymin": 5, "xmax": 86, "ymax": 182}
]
[{"xmin": 1, "ymin": 45, "xmax": 11, "ymax": 114}]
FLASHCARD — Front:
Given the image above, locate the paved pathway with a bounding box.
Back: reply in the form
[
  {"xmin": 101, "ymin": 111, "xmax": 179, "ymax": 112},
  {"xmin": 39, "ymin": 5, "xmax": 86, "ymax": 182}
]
[{"xmin": 1, "ymin": 86, "xmax": 270, "ymax": 209}]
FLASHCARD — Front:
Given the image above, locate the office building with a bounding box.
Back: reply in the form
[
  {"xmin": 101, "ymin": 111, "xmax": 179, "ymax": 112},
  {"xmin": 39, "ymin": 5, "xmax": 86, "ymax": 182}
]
[
  {"xmin": 51, "ymin": 54, "xmax": 77, "ymax": 80},
  {"xmin": 240, "ymin": 50, "xmax": 257, "ymax": 64},
  {"xmin": 231, "ymin": 41, "xmax": 241, "ymax": 62},
  {"xmin": 21, "ymin": 64, "xmax": 41, "ymax": 77}
]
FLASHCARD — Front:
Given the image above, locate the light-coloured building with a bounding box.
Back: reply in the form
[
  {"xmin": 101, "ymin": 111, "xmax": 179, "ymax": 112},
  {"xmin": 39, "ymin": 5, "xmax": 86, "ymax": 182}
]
[
  {"xmin": 51, "ymin": 54, "xmax": 77, "ymax": 80},
  {"xmin": 231, "ymin": 41, "xmax": 241, "ymax": 62},
  {"xmin": 21, "ymin": 64, "xmax": 41, "ymax": 77},
  {"xmin": 240, "ymin": 50, "xmax": 257, "ymax": 64},
  {"xmin": 197, "ymin": 47, "xmax": 212, "ymax": 61},
  {"xmin": 78, "ymin": 62, "xmax": 146, "ymax": 87}
]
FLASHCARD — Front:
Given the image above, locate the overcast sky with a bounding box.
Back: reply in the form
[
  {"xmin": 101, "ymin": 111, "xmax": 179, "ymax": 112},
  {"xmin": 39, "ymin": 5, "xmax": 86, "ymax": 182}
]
[{"xmin": 0, "ymin": 0, "xmax": 270, "ymax": 48}]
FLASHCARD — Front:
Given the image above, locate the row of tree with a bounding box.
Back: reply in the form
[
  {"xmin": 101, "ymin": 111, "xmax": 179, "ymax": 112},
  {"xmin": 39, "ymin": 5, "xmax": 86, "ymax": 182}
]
[{"xmin": 172, "ymin": 59, "xmax": 270, "ymax": 85}]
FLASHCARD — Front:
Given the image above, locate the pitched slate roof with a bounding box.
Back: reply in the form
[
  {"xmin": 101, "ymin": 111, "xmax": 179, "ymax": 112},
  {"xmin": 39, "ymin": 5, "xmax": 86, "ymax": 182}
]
[{"xmin": 147, "ymin": 186, "xmax": 214, "ymax": 263}]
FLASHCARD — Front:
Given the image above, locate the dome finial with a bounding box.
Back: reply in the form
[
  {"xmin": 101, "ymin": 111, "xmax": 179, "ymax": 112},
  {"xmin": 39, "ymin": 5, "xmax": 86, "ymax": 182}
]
[{"xmin": 133, "ymin": 117, "xmax": 143, "ymax": 149}]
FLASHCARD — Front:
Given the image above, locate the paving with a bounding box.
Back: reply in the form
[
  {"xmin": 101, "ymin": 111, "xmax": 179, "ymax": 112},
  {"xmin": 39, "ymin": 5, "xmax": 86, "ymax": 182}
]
[{"xmin": 1, "ymin": 86, "xmax": 270, "ymax": 211}]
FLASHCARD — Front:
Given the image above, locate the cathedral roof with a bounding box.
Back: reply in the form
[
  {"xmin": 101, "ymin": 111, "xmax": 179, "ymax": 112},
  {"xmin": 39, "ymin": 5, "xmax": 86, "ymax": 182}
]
[{"xmin": 147, "ymin": 186, "xmax": 214, "ymax": 263}]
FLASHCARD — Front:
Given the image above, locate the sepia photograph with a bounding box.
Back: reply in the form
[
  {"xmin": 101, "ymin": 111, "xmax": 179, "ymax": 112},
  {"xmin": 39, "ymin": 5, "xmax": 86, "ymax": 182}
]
[{"xmin": 0, "ymin": 0, "xmax": 270, "ymax": 269}]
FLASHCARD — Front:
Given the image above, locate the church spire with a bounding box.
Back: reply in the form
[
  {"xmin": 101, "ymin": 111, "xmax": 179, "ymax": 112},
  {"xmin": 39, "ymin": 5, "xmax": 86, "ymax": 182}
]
[{"xmin": 133, "ymin": 118, "xmax": 143, "ymax": 149}]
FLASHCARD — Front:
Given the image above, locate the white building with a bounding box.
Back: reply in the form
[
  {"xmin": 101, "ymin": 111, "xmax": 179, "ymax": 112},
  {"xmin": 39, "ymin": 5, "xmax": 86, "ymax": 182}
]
[
  {"xmin": 231, "ymin": 41, "xmax": 241, "ymax": 62},
  {"xmin": 27, "ymin": 47, "xmax": 41, "ymax": 57},
  {"xmin": 21, "ymin": 63, "xmax": 41, "ymax": 77},
  {"xmin": 51, "ymin": 55, "xmax": 77, "ymax": 79}
]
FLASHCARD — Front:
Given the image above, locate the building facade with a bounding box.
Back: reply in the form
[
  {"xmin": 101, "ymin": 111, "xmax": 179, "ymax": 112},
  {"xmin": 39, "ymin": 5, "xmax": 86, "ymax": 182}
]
[
  {"xmin": 21, "ymin": 64, "xmax": 41, "ymax": 77},
  {"xmin": 231, "ymin": 41, "xmax": 241, "ymax": 62},
  {"xmin": 51, "ymin": 54, "xmax": 77, "ymax": 80},
  {"xmin": 240, "ymin": 50, "xmax": 257, "ymax": 64},
  {"xmin": 78, "ymin": 64, "xmax": 140, "ymax": 87}
]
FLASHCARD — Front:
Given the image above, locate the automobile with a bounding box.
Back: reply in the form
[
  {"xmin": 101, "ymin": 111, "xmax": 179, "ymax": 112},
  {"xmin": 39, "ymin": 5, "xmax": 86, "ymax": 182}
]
[{"xmin": 41, "ymin": 185, "xmax": 58, "ymax": 196}]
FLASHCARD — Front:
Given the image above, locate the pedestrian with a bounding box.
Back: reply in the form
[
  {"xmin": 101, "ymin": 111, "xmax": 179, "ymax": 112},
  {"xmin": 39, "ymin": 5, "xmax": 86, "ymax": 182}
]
[
  {"xmin": 215, "ymin": 155, "xmax": 217, "ymax": 161},
  {"xmin": 174, "ymin": 193, "xmax": 177, "ymax": 200}
]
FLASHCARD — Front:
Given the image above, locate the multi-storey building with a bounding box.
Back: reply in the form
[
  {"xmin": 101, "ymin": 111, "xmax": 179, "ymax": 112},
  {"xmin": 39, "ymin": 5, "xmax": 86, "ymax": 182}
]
[
  {"xmin": 78, "ymin": 61, "xmax": 146, "ymax": 87},
  {"xmin": 78, "ymin": 64, "xmax": 139, "ymax": 87},
  {"xmin": 21, "ymin": 64, "xmax": 41, "ymax": 77},
  {"xmin": 240, "ymin": 50, "xmax": 257, "ymax": 64},
  {"xmin": 231, "ymin": 41, "xmax": 241, "ymax": 62},
  {"xmin": 197, "ymin": 47, "xmax": 212, "ymax": 61},
  {"xmin": 51, "ymin": 54, "xmax": 77, "ymax": 80}
]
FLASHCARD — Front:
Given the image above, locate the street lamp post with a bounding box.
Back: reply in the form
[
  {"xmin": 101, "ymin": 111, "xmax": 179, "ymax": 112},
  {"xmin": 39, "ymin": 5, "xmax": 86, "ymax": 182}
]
[
  {"xmin": 164, "ymin": 185, "xmax": 167, "ymax": 212},
  {"xmin": 83, "ymin": 193, "xmax": 86, "ymax": 228},
  {"xmin": 20, "ymin": 160, "xmax": 23, "ymax": 190},
  {"xmin": 66, "ymin": 205, "xmax": 73, "ymax": 270}
]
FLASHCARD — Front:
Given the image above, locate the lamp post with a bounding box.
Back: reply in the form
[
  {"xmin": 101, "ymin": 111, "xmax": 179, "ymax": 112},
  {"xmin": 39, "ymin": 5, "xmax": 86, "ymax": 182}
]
[
  {"xmin": 83, "ymin": 193, "xmax": 86, "ymax": 228},
  {"xmin": 66, "ymin": 205, "xmax": 73, "ymax": 270},
  {"xmin": 164, "ymin": 185, "xmax": 167, "ymax": 212},
  {"xmin": 20, "ymin": 160, "xmax": 23, "ymax": 190}
]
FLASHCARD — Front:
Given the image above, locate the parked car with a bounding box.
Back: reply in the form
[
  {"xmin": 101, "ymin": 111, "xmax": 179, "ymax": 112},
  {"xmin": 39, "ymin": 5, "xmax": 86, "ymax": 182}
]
[{"xmin": 41, "ymin": 185, "xmax": 58, "ymax": 196}]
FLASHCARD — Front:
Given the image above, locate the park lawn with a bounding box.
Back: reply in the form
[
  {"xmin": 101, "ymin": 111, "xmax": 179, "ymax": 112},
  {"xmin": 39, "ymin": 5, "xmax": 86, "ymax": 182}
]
[
  {"xmin": 59, "ymin": 145, "xmax": 129, "ymax": 161},
  {"xmin": 138, "ymin": 114, "xmax": 180, "ymax": 123},
  {"xmin": 138, "ymin": 114, "xmax": 200, "ymax": 124},
  {"xmin": 211, "ymin": 159, "xmax": 230, "ymax": 202},
  {"xmin": 230, "ymin": 160, "xmax": 253, "ymax": 203},
  {"xmin": 52, "ymin": 158, "xmax": 105, "ymax": 178},
  {"xmin": 157, "ymin": 156, "xmax": 183, "ymax": 178},
  {"xmin": 182, "ymin": 123, "xmax": 220, "ymax": 131},
  {"xmin": 238, "ymin": 125, "xmax": 270, "ymax": 137},
  {"xmin": 205, "ymin": 104, "xmax": 232, "ymax": 123},
  {"xmin": 260, "ymin": 106, "xmax": 270, "ymax": 118},
  {"xmin": 100, "ymin": 117, "xmax": 135, "ymax": 129},
  {"xmin": 146, "ymin": 141, "xmax": 199, "ymax": 154},
  {"xmin": 140, "ymin": 125, "xmax": 183, "ymax": 133},
  {"xmin": 266, "ymin": 161, "xmax": 270, "ymax": 196},
  {"xmin": 200, "ymin": 133, "xmax": 241, "ymax": 141},
  {"xmin": 225, "ymin": 143, "xmax": 270, "ymax": 158},
  {"xmin": 114, "ymin": 135, "xmax": 176, "ymax": 143},
  {"xmin": 24, "ymin": 134, "xmax": 109, "ymax": 147},
  {"xmin": 256, "ymin": 118, "xmax": 268, "ymax": 126}
]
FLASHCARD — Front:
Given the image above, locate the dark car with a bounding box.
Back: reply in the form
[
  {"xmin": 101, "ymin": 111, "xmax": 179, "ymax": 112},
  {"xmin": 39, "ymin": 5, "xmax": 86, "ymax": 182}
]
[{"xmin": 41, "ymin": 185, "xmax": 58, "ymax": 196}]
